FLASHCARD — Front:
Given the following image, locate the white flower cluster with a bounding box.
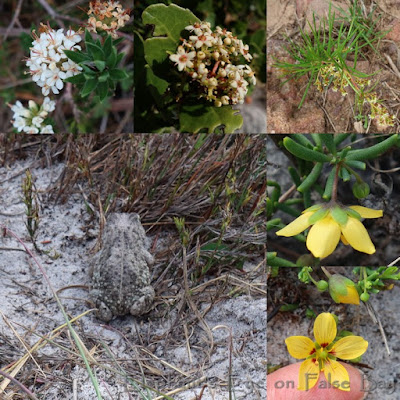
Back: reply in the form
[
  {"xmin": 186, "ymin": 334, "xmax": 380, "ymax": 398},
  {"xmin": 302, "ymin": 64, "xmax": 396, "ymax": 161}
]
[
  {"xmin": 169, "ymin": 21, "xmax": 256, "ymax": 106},
  {"xmin": 9, "ymin": 98, "xmax": 55, "ymax": 134},
  {"xmin": 87, "ymin": 1, "xmax": 130, "ymax": 39},
  {"xmin": 26, "ymin": 25, "xmax": 83, "ymax": 96}
]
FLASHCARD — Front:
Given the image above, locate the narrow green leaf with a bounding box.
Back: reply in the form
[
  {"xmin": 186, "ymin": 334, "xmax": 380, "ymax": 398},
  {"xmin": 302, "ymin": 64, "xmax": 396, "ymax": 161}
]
[
  {"xmin": 297, "ymin": 162, "xmax": 323, "ymax": 193},
  {"xmin": 345, "ymin": 134, "xmax": 399, "ymax": 161},
  {"xmin": 345, "ymin": 160, "xmax": 366, "ymax": 170},
  {"xmin": 81, "ymin": 78, "xmax": 97, "ymax": 97},
  {"xmin": 320, "ymin": 134, "xmax": 336, "ymax": 154},
  {"xmin": 322, "ymin": 167, "xmax": 336, "ymax": 200},
  {"xmin": 63, "ymin": 49, "xmax": 89, "ymax": 64},
  {"xmin": 86, "ymin": 42, "xmax": 105, "ymax": 61},
  {"xmin": 106, "ymin": 48, "xmax": 117, "ymax": 68},
  {"xmin": 283, "ymin": 137, "xmax": 332, "ymax": 163},
  {"xmin": 85, "ymin": 29, "xmax": 94, "ymax": 44},
  {"xmin": 308, "ymin": 207, "xmax": 329, "ymax": 224},
  {"xmin": 104, "ymin": 35, "xmax": 112, "ymax": 55},
  {"xmin": 115, "ymin": 52, "xmax": 125, "ymax": 66},
  {"xmin": 112, "ymin": 37, "xmax": 124, "ymax": 47},
  {"xmin": 97, "ymin": 80, "xmax": 109, "ymax": 101}
]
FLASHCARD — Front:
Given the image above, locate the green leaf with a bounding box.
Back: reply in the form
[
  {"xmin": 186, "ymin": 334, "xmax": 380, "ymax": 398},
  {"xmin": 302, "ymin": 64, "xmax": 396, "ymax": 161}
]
[
  {"xmin": 113, "ymin": 37, "xmax": 124, "ymax": 47},
  {"xmin": 104, "ymin": 35, "xmax": 112, "ymax": 55},
  {"xmin": 283, "ymin": 137, "xmax": 332, "ymax": 163},
  {"xmin": 94, "ymin": 60, "xmax": 106, "ymax": 71},
  {"xmin": 297, "ymin": 162, "xmax": 323, "ymax": 193},
  {"xmin": 179, "ymin": 104, "xmax": 243, "ymax": 133},
  {"xmin": 86, "ymin": 42, "xmax": 105, "ymax": 61},
  {"xmin": 115, "ymin": 52, "xmax": 125, "ymax": 66},
  {"xmin": 63, "ymin": 49, "xmax": 90, "ymax": 64},
  {"xmin": 97, "ymin": 81, "xmax": 109, "ymax": 101},
  {"xmin": 106, "ymin": 47, "xmax": 118, "ymax": 69},
  {"xmin": 331, "ymin": 206, "xmax": 348, "ymax": 225},
  {"xmin": 345, "ymin": 134, "xmax": 399, "ymax": 161},
  {"xmin": 146, "ymin": 65, "xmax": 169, "ymax": 96},
  {"xmin": 109, "ymin": 68, "xmax": 129, "ymax": 80},
  {"xmin": 143, "ymin": 4, "xmax": 200, "ymax": 70},
  {"xmin": 81, "ymin": 78, "xmax": 97, "ymax": 97},
  {"xmin": 64, "ymin": 73, "xmax": 86, "ymax": 84},
  {"xmin": 85, "ymin": 29, "xmax": 94, "ymax": 44},
  {"xmin": 98, "ymin": 71, "xmax": 109, "ymax": 82}
]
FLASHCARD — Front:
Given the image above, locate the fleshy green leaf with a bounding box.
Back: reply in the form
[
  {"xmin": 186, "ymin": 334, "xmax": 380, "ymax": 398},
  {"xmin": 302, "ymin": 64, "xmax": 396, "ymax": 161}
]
[
  {"xmin": 109, "ymin": 68, "xmax": 129, "ymax": 80},
  {"xmin": 98, "ymin": 71, "xmax": 109, "ymax": 82},
  {"xmin": 104, "ymin": 34, "xmax": 112, "ymax": 55},
  {"xmin": 63, "ymin": 49, "xmax": 90, "ymax": 64},
  {"xmin": 86, "ymin": 42, "xmax": 105, "ymax": 61},
  {"xmin": 179, "ymin": 104, "xmax": 243, "ymax": 133},
  {"xmin": 113, "ymin": 37, "xmax": 124, "ymax": 47},
  {"xmin": 81, "ymin": 78, "xmax": 97, "ymax": 97}
]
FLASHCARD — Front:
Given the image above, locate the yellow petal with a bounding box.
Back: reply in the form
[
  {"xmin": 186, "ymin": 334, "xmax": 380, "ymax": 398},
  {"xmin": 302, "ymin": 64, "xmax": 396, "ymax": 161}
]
[
  {"xmin": 341, "ymin": 218, "xmax": 376, "ymax": 254},
  {"xmin": 340, "ymin": 234, "xmax": 349, "ymax": 245},
  {"xmin": 323, "ymin": 359, "xmax": 350, "ymax": 391},
  {"xmin": 330, "ymin": 336, "xmax": 368, "ymax": 360},
  {"xmin": 276, "ymin": 212, "xmax": 314, "ymax": 237},
  {"xmin": 306, "ymin": 216, "xmax": 340, "ymax": 258},
  {"xmin": 314, "ymin": 313, "xmax": 336, "ymax": 347},
  {"xmin": 298, "ymin": 359, "xmax": 320, "ymax": 391},
  {"xmin": 348, "ymin": 206, "xmax": 383, "ymax": 219},
  {"xmin": 285, "ymin": 336, "xmax": 316, "ymax": 359}
]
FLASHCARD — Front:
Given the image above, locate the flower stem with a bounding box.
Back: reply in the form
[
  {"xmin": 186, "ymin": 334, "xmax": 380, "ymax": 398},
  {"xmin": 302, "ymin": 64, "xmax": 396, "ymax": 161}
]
[
  {"xmin": 321, "ymin": 266, "xmax": 332, "ymax": 278},
  {"xmin": 331, "ymin": 164, "xmax": 340, "ymax": 203}
]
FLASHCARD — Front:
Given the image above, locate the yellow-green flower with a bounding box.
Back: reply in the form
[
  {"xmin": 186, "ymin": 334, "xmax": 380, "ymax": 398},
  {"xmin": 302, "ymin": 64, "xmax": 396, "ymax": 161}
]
[
  {"xmin": 276, "ymin": 204, "xmax": 383, "ymax": 258},
  {"xmin": 285, "ymin": 313, "xmax": 368, "ymax": 391},
  {"xmin": 329, "ymin": 274, "xmax": 360, "ymax": 305}
]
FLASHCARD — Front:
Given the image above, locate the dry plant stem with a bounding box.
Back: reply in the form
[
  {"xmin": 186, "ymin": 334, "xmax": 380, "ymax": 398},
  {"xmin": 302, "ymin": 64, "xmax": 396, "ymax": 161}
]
[
  {"xmin": 320, "ymin": 266, "xmax": 332, "ymax": 278},
  {"xmin": 0, "ymin": 368, "xmax": 38, "ymax": 400},
  {"xmin": 2, "ymin": 0, "xmax": 24, "ymax": 43},
  {"xmin": 36, "ymin": 0, "xmax": 66, "ymax": 29},
  {"xmin": 0, "ymin": 225, "xmax": 103, "ymax": 400}
]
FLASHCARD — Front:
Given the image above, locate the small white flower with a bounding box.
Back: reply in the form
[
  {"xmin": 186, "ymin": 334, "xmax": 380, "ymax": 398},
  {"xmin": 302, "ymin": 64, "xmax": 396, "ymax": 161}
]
[
  {"xmin": 40, "ymin": 125, "xmax": 54, "ymax": 134},
  {"xmin": 32, "ymin": 116, "xmax": 44, "ymax": 128},
  {"xmin": 42, "ymin": 97, "xmax": 56, "ymax": 112},
  {"xmin": 169, "ymin": 46, "xmax": 196, "ymax": 71},
  {"xmin": 13, "ymin": 117, "xmax": 26, "ymax": 132},
  {"xmin": 189, "ymin": 33, "xmax": 214, "ymax": 48},
  {"xmin": 24, "ymin": 125, "xmax": 39, "ymax": 134}
]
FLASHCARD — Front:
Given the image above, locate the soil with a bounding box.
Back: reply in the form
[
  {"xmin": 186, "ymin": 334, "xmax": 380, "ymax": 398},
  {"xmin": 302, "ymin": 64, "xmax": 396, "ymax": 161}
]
[
  {"xmin": 0, "ymin": 147, "xmax": 266, "ymax": 399},
  {"xmin": 267, "ymin": 267, "xmax": 400, "ymax": 399},
  {"xmin": 267, "ymin": 0, "xmax": 400, "ymax": 133}
]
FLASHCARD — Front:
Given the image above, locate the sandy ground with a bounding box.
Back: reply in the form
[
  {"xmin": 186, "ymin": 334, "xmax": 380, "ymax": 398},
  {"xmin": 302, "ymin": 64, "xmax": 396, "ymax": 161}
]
[
  {"xmin": 0, "ymin": 157, "xmax": 266, "ymax": 399},
  {"xmin": 267, "ymin": 268, "xmax": 400, "ymax": 400}
]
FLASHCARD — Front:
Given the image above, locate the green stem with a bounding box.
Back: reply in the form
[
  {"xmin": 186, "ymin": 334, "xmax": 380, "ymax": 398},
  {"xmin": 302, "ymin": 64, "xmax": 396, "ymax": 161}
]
[
  {"xmin": 331, "ymin": 164, "xmax": 340, "ymax": 203},
  {"xmin": 321, "ymin": 266, "xmax": 332, "ymax": 278}
]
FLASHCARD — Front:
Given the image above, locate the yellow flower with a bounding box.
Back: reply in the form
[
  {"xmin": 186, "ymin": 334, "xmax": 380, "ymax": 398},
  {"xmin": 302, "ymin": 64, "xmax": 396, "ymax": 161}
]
[
  {"xmin": 276, "ymin": 204, "xmax": 382, "ymax": 258},
  {"xmin": 329, "ymin": 274, "xmax": 360, "ymax": 305},
  {"xmin": 285, "ymin": 313, "xmax": 368, "ymax": 391}
]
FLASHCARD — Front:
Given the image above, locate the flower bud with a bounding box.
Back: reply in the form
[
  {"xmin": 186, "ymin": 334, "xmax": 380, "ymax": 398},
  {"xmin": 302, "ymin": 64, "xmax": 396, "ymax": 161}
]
[
  {"xmin": 224, "ymin": 37, "xmax": 231, "ymax": 45},
  {"xmin": 360, "ymin": 292, "xmax": 370, "ymax": 302},
  {"xmin": 352, "ymin": 182, "xmax": 370, "ymax": 199},
  {"xmin": 214, "ymin": 100, "xmax": 222, "ymax": 107},
  {"xmin": 329, "ymin": 274, "xmax": 360, "ymax": 305},
  {"xmin": 197, "ymin": 51, "xmax": 206, "ymax": 60},
  {"xmin": 316, "ymin": 280, "xmax": 328, "ymax": 291}
]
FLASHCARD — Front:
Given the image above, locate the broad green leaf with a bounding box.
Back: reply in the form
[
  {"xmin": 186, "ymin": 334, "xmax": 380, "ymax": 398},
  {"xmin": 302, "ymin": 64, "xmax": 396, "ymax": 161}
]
[
  {"xmin": 179, "ymin": 104, "xmax": 243, "ymax": 133},
  {"xmin": 64, "ymin": 73, "xmax": 86, "ymax": 84},
  {"xmin": 143, "ymin": 4, "xmax": 200, "ymax": 70},
  {"xmin": 146, "ymin": 65, "xmax": 169, "ymax": 96},
  {"xmin": 86, "ymin": 42, "xmax": 105, "ymax": 61},
  {"xmin": 97, "ymin": 81, "xmax": 109, "ymax": 101},
  {"xmin": 109, "ymin": 68, "xmax": 129, "ymax": 80},
  {"xmin": 63, "ymin": 49, "xmax": 90, "ymax": 64},
  {"xmin": 81, "ymin": 78, "xmax": 97, "ymax": 97},
  {"xmin": 94, "ymin": 60, "xmax": 106, "ymax": 71}
]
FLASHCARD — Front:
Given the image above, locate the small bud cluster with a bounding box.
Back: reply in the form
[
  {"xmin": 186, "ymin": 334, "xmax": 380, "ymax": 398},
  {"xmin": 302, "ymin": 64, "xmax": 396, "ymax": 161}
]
[
  {"xmin": 9, "ymin": 98, "xmax": 55, "ymax": 134},
  {"xmin": 87, "ymin": 1, "xmax": 130, "ymax": 39},
  {"xmin": 169, "ymin": 21, "xmax": 256, "ymax": 106},
  {"xmin": 315, "ymin": 63, "xmax": 395, "ymax": 127},
  {"xmin": 26, "ymin": 24, "xmax": 83, "ymax": 96}
]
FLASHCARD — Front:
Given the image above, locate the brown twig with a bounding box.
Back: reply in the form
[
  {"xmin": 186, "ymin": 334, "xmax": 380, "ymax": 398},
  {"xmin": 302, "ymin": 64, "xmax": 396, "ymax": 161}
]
[
  {"xmin": 2, "ymin": 0, "xmax": 24, "ymax": 43},
  {"xmin": 0, "ymin": 368, "xmax": 39, "ymax": 400}
]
